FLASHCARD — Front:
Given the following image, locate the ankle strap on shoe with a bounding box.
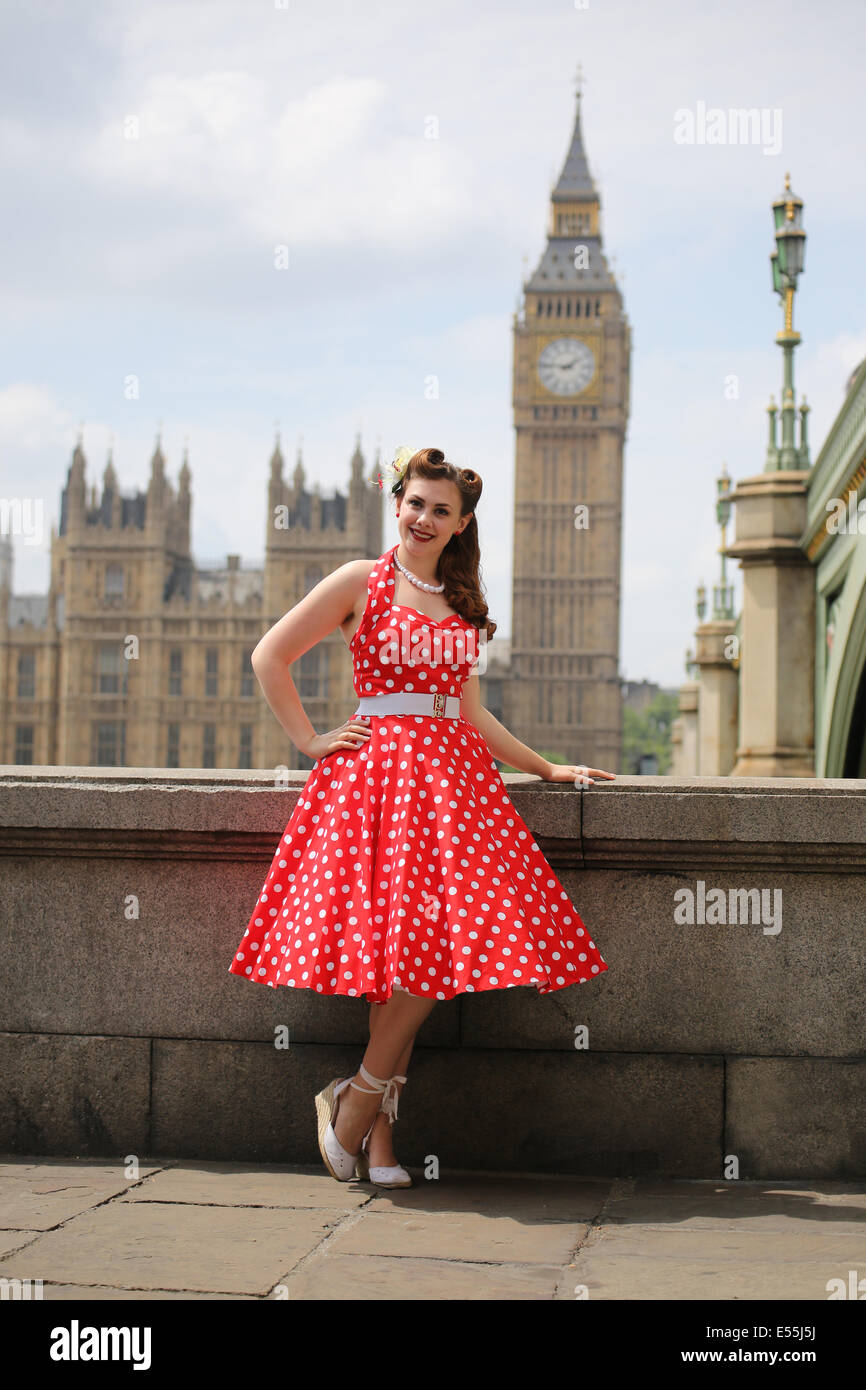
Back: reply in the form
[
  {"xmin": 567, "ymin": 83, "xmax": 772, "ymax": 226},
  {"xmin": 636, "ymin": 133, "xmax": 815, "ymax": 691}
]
[
  {"xmin": 350, "ymin": 1062, "xmax": 390, "ymax": 1092},
  {"xmin": 380, "ymin": 1074, "xmax": 407, "ymax": 1125},
  {"xmin": 349, "ymin": 1064, "xmax": 408, "ymax": 1124}
]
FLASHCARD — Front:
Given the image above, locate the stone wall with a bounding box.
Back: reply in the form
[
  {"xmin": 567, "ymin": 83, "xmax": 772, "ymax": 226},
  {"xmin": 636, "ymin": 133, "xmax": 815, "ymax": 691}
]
[{"xmin": 1, "ymin": 768, "xmax": 864, "ymax": 1179}]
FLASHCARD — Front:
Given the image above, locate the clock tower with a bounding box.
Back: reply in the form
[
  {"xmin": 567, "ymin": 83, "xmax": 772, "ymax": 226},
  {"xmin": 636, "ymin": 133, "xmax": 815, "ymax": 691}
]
[{"xmin": 505, "ymin": 75, "xmax": 631, "ymax": 770}]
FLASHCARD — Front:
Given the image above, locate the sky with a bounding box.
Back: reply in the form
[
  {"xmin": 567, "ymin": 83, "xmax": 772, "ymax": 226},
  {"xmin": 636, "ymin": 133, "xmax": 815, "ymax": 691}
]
[{"xmin": 1, "ymin": 0, "xmax": 864, "ymax": 687}]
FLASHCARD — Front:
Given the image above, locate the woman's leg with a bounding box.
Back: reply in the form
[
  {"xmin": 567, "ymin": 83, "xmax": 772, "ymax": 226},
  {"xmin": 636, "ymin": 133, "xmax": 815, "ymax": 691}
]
[
  {"xmin": 363, "ymin": 1005, "xmax": 417, "ymax": 1167},
  {"xmin": 333, "ymin": 991, "xmax": 436, "ymax": 1156}
]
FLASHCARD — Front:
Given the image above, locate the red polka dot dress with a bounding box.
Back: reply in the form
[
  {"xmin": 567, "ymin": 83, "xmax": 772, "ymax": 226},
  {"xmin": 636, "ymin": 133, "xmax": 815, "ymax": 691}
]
[{"xmin": 228, "ymin": 542, "xmax": 608, "ymax": 1003}]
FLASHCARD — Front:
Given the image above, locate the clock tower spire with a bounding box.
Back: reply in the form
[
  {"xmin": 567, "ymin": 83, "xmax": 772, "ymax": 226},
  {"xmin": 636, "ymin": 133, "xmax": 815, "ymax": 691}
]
[
  {"xmin": 506, "ymin": 73, "xmax": 631, "ymax": 770},
  {"xmin": 547, "ymin": 64, "xmax": 604, "ymax": 244}
]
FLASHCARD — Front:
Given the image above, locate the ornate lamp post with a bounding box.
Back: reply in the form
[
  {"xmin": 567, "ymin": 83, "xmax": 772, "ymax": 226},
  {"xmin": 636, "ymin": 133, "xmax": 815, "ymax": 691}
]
[
  {"xmin": 722, "ymin": 173, "xmax": 815, "ymax": 776},
  {"xmin": 713, "ymin": 466, "xmax": 736, "ymax": 619},
  {"xmin": 768, "ymin": 173, "xmax": 808, "ymax": 470}
]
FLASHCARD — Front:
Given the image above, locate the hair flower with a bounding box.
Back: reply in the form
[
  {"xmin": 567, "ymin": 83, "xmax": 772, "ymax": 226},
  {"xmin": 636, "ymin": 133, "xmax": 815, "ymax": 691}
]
[{"xmin": 372, "ymin": 445, "xmax": 414, "ymax": 492}]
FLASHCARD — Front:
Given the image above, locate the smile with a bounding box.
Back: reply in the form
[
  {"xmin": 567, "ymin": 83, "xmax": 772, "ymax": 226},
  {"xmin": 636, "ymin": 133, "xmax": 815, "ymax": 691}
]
[{"xmin": 410, "ymin": 528, "xmax": 433, "ymax": 541}]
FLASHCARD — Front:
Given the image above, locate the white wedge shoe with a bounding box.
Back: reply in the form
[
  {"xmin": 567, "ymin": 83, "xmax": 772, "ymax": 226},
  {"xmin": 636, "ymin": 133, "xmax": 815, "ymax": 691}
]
[
  {"xmin": 354, "ymin": 1067, "xmax": 412, "ymax": 1190},
  {"xmin": 314, "ymin": 1064, "xmax": 413, "ymax": 1188},
  {"xmin": 314, "ymin": 1068, "xmax": 384, "ymax": 1182}
]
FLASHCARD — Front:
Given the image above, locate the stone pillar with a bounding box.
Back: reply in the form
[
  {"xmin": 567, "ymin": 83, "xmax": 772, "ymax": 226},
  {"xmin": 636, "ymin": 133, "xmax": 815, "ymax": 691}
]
[
  {"xmin": 694, "ymin": 619, "xmax": 739, "ymax": 774},
  {"xmin": 725, "ymin": 471, "xmax": 814, "ymax": 776},
  {"xmin": 670, "ymin": 681, "xmax": 699, "ymax": 775}
]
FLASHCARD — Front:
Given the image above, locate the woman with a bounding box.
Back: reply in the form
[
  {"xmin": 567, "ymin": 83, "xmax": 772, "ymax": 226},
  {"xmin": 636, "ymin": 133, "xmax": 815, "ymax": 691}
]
[{"xmin": 229, "ymin": 446, "xmax": 615, "ymax": 1189}]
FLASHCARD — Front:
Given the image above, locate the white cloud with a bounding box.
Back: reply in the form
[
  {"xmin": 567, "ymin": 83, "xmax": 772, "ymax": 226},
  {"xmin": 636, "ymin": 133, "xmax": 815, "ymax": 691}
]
[
  {"xmin": 0, "ymin": 384, "xmax": 78, "ymax": 453},
  {"xmin": 80, "ymin": 69, "xmax": 474, "ymax": 251}
]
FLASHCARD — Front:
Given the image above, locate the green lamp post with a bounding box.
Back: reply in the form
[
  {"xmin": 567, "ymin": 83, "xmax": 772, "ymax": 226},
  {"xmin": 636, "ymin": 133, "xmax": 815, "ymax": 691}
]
[
  {"xmin": 713, "ymin": 466, "xmax": 736, "ymax": 619},
  {"xmin": 769, "ymin": 173, "xmax": 808, "ymax": 470}
]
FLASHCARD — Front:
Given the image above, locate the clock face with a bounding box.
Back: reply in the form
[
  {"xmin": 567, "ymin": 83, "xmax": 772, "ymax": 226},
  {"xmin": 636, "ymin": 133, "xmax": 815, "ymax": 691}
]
[{"xmin": 536, "ymin": 337, "xmax": 596, "ymax": 396}]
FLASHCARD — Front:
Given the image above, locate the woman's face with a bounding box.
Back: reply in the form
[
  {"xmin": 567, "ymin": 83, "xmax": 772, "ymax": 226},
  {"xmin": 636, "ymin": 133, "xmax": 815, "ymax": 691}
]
[{"xmin": 395, "ymin": 477, "xmax": 468, "ymax": 558}]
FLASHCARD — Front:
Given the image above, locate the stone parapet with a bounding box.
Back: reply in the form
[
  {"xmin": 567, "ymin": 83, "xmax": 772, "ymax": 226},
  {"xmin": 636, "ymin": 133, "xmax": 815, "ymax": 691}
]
[{"xmin": 1, "ymin": 767, "xmax": 864, "ymax": 1178}]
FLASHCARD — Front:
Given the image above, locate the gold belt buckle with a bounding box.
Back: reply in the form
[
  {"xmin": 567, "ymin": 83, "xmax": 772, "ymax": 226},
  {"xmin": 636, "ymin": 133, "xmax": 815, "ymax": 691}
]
[{"xmin": 432, "ymin": 693, "xmax": 446, "ymax": 716}]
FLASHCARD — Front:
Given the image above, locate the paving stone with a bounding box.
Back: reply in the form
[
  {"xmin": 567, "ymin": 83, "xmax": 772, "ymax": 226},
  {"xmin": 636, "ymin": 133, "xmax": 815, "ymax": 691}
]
[
  {"xmin": 0, "ymin": 1231, "xmax": 39, "ymax": 1258},
  {"xmin": 632, "ymin": 1178, "xmax": 866, "ymax": 1198},
  {"xmin": 117, "ymin": 1163, "xmax": 611, "ymax": 1221},
  {"xmin": 281, "ymin": 1253, "xmax": 564, "ymax": 1300},
  {"xmin": 363, "ymin": 1170, "xmax": 610, "ymax": 1221},
  {"xmin": 326, "ymin": 1209, "xmax": 587, "ymax": 1264},
  {"xmin": 0, "ymin": 1159, "xmax": 164, "ymax": 1229},
  {"xmin": 557, "ymin": 1251, "xmax": 857, "ymax": 1301},
  {"xmin": 29, "ymin": 1284, "xmax": 256, "ymax": 1300},
  {"xmin": 605, "ymin": 1185, "xmax": 866, "ymax": 1233},
  {"xmin": 1, "ymin": 1159, "xmax": 862, "ymax": 1302},
  {"xmin": 0, "ymin": 1200, "xmax": 335, "ymax": 1296},
  {"xmin": 118, "ymin": 1162, "xmax": 374, "ymax": 1210},
  {"xmin": 586, "ymin": 1224, "xmax": 866, "ymax": 1264}
]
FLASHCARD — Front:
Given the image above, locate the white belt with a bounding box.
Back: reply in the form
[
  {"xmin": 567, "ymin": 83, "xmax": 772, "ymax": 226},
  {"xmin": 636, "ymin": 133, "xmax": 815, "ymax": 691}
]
[{"xmin": 353, "ymin": 692, "xmax": 461, "ymax": 718}]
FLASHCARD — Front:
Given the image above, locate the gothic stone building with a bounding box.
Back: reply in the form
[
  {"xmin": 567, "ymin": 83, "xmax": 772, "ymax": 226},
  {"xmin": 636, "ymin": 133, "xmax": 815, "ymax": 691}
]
[{"xmin": 0, "ymin": 434, "xmax": 382, "ymax": 773}]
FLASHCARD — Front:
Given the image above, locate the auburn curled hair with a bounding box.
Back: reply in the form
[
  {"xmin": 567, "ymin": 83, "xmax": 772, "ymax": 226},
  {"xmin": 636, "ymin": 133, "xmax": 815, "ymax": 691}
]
[{"xmin": 391, "ymin": 447, "xmax": 497, "ymax": 641}]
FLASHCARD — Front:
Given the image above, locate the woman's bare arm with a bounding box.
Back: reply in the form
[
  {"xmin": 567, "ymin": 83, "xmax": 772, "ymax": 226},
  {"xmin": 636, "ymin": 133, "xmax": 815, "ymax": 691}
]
[
  {"xmin": 251, "ymin": 559, "xmax": 373, "ymax": 756},
  {"xmin": 459, "ymin": 673, "xmax": 551, "ymax": 777},
  {"xmin": 460, "ymin": 671, "xmax": 617, "ymax": 786}
]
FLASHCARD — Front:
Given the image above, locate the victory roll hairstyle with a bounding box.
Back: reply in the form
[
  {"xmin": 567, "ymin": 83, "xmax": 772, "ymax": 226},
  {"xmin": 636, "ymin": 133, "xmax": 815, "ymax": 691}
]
[{"xmin": 392, "ymin": 447, "xmax": 497, "ymax": 641}]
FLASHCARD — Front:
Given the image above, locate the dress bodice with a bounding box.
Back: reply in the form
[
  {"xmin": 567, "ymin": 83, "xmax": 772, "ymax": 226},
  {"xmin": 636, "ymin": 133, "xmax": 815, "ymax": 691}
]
[{"xmin": 351, "ymin": 544, "xmax": 480, "ymax": 700}]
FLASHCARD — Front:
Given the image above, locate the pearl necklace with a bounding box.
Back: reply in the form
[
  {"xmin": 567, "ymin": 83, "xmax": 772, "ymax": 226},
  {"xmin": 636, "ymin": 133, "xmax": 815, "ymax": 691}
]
[{"xmin": 394, "ymin": 548, "xmax": 444, "ymax": 593}]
